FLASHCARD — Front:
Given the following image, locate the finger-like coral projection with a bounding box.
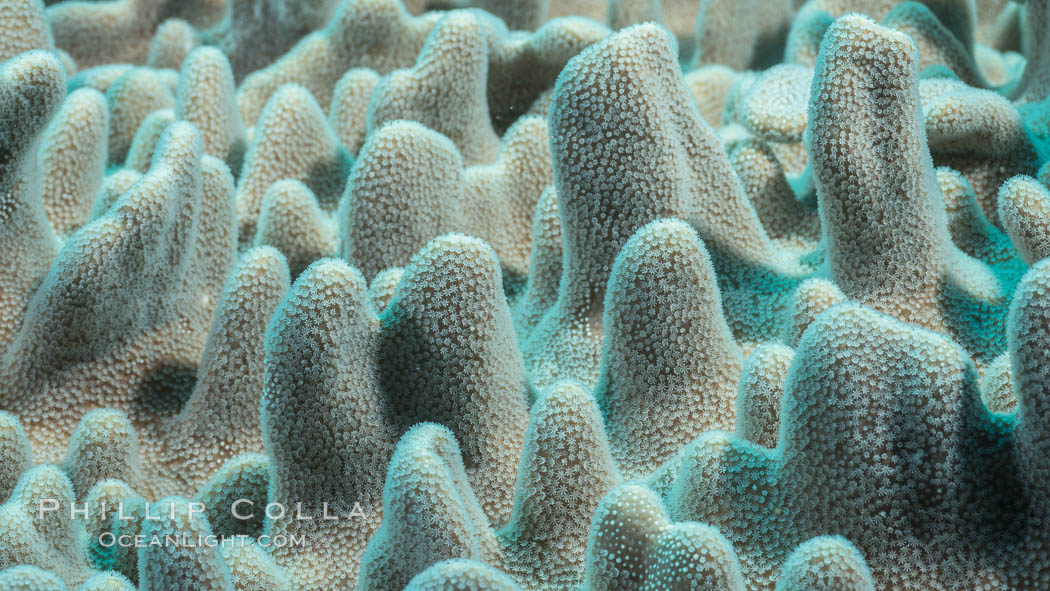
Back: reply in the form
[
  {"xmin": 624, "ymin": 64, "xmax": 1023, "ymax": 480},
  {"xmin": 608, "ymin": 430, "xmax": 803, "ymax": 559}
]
[
  {"xmin": 728, "ymin": 139, "xmax": 820, "ymax": 253},
  {"xmin": 512, "ymin": 187, "xmax": 561, "ymax": 344},
  {"xmin": 146, "ymin": 19, "xmax": 197, "ymax": 71},
  {"xmin": 735, "ymin": 343, "xmax": 793, "ymax": 449},
  {"xmin": 329, "ymin": 68, "xmax": 380, "ymax": 155},
  {"xmin": 937, "ymin": 167, "xmax": 1023, "ymax": 282},
  {"xmin": 367, "ymin": 267, "xmax": 403, "ymax": 313},
  {"xmin": 341, "ymin": 117, "xmax": 550, "ymax": 284},
  {"xmin": 368, "ymin": 10, "xmax": 500, "ymax": 165},
  {"xmin": 881, "ymin": 2, "xmax": 983, "ymax": 86},
  {"xmin": 0, "ymin": 51, "xmax": 65, "ymax": 350},
  {"xmin": 811, "ymin": 15, "xmax": 945, "ymax": 321},
  {"xmin": 340, "ymin": 121, "xmax": 463, "ymax": 280},
  {"xmin": 787, "ymin": 0, "xmax": 977, "ymax": 68},
  {"xmin": 162, "ymin": 247, "xmax": 289, "ymax": 489},
  {"xmin": 662, "ymin": 298, "xmax": 1050, "ymax": 589},
  {"xmin": 496, "ymin": 379, "xmax": 619, "ymax": 589},
  {"xmin": 738, "ymin": 65, "xmax": 810, "ymax": 145},
  {"xmin": 583, "ymin": 484, "xmax": 746, "ymax": 591},
  {"xmin": 38, "ymin": 88, "xmax": 108, "ymax": 236},
  {"xmin": 363, "ymin": 377, "xmax": 621, "ymax": 590},
  {"xmin": 684, "ymin": 65, "xmax": 738, "ymax": 127},
  {"xmin": 89, "ymin": 169, "xmax": 142, "ymax": 220},
  {"xmin": 123, "ymin": 109, "xmax": 174, "ymax": 173},
  {"xmin": 175, "ymin": 47, "xmax": 245, "ymax": 169},
  {"xmin": 235, "ymin": 83, "xmax": 349, "ymax": 240},
  {"xmin": 1009, "ymin": 257, "xmax": 1050, "ymax": 508},
  {"xmin": 261, "ymin": 259, "xmax": 393, "ymax": 591},
  {"xmin": 82, "ymin": 479, "xmax": 145, "ymax": 581},
  {"xmin": 0, "ymin": 466, "xmax": 93, "ymax": 586},
  {"xmin": 105, "ymin": 68, "xmax": 175, "ymax": 166},
  {"xmin": 596, "ymin": 220, "xmax": 741, "ymax": 479},
  {"xmin": 979, "ymin": 351, "xmax": 1016, "ymax": 414},
  {"xmin": 785, "ymin": 278, "xmax": 846, "ymax": 344},
  {"xmin": 379, "ymin": 234, "xmax": 528, "ymax": 525},
  {"xmin": 923, "ymin": 82, "xmax": 1036, "ymax": 226},
  {"xmin": 360, "ymin": 424, "xmax": 495, "ymax": 591},
  {"xmin": 61, "ymin": 410, "xmax": 140, "ymax": 499},
  {"xmin": 461, "ymin": 115, "xmax": 552, "ymax": 284},
  {"xmin": 999, "ymin": 175, "xmax": 1050, "ymax": 265},
  {"xmin": 253, "ymin": 180, "xmax": 338, "ymax": 279},
  {"xmin": 193, "ymin": 454, "xmax": 269, "ymax": 542},
  {"xmin": 809, "ymin": 14, "xmax": 1007, "ymax": 362},
  {"xmin": 528, "ymin": 22, "xmax": 786, "ymax": 389}
]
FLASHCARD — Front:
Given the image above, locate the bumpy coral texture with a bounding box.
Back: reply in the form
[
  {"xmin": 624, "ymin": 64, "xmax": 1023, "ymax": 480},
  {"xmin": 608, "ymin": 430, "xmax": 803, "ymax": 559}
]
[{"xmin": 1, "ymin": 1, "xmax": 1050, "ymax": 590}]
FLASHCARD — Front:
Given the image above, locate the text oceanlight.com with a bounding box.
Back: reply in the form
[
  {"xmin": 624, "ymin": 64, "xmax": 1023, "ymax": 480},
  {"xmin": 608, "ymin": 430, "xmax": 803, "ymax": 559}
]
[
  {"xmin": 39, "ymin": 499, "xmax": 371, "ymax": 548},
  {"xmin": 98, "ymin": 533, "xmax": 306, "ymax": 549}
]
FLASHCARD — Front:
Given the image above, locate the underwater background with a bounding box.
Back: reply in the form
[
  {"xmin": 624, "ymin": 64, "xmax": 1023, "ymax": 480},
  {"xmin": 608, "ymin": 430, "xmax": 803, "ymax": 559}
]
[{"xmin": 0, "ymin": 0, "xmax": 1048, "ymax": 589}]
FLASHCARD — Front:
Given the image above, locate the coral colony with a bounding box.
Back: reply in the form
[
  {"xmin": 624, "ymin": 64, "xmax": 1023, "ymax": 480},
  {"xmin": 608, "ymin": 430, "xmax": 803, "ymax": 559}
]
[{"xmin": 2, "ymin": 0, "xmax": 1050, "ymax": 589}]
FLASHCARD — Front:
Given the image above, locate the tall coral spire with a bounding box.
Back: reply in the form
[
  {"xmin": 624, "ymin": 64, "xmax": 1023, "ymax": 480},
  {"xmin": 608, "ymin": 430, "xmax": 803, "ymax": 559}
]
[
  {"xmin": 175, "ymin": 47, "xmax": 245, "ymax": 170},
  {"xmin": 163, "ymin": 247, "xmax": 289, "ymax": 489},
  {"xmin": 379, "ymin": 234, "xmax": 529, "ymax": 526},
  {"xmin": 498, "ymin": 380, "xmax": 619, "ymax": 588},
  {"xmin": 529, "ymin": 22, "xmax": 773, "ymax": 388},
  {"xmin": 105, "ymin": 68, "xmax": 175, "ymax": 166},
  {"xmin": 596, "ymin": 219, "xmax": 740, "ymax": 479},
  {"xmin": 809, "ymin": 14, "xmax": 948, "ymax": 325},
  {"xmin": 368, "ymin": 10, "xmax": 501, "ymax": 165},
  {"xmin": 809, "ymin": 13, "xmax": 1007, "ymax": 364},
  {"xmin": 38, "ymin": 88, "xmax": 109, "ymax": 236},
  {"xmin": 360, "ymin": 424, "xmax": 496, "ymax": 591},
  {"xmin": 261, "ymin": 259, "xmax": 394, "ymax": 591},
  {"xmin": 0, "ymin": 51, "xmax": 65, "ymax": 350},
  {"xmin": 236, "ymin": 84, "xmax": 349, "ymax": 241},
  {"xmin": 340, "ymin": 121, "xmax": 464, "ymax": 281}
]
